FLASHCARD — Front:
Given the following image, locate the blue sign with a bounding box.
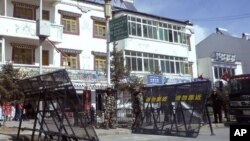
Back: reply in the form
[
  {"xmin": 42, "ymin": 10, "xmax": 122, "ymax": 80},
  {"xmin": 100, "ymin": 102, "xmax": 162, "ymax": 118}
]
[{"xmin": 147, "ymin": 75, "xmax": 163, "ymax": 85}]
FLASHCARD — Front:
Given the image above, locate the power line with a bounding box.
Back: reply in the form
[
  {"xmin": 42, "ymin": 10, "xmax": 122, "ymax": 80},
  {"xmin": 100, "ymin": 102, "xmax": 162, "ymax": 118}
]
[{"xmin": 180, "ymin": 12, "xmax": 250, "ymax": 22}]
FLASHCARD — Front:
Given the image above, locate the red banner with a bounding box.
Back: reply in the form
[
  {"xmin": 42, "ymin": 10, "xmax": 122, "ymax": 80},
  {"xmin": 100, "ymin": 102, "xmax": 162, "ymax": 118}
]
[{"xmin": 2, "ymin": 102, "xmax": 12, "ymax": 115}]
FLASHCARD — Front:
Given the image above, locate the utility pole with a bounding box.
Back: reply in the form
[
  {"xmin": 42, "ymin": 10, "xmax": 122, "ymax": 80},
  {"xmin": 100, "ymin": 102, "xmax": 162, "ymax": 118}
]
[
  {"xmin": 39, "ymin": 0, "xmax": 43, "ymax": 75},
  {"xmin": 104, "ymin": 0, "xmax": 112, "ymax": 86}
]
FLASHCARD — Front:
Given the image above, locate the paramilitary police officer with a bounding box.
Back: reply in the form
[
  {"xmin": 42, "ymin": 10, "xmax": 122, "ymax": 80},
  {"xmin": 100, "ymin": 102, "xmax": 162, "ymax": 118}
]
[
  {"xmin": 102, "ymin": 87, "xmax": 116, "ymax": 129},
  {"xmin": 131, "ymin": 86, "xmax": 144, "ymax": 129}
]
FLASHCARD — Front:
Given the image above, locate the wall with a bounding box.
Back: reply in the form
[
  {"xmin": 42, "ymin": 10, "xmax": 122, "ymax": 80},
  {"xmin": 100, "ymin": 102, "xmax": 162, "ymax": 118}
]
[
  {"xmin": 197, "ymin": 58, "xmax": 212, "ymax": 80},
  {"xmin": 54, "ymin": 2, "xmax": 107, "ymax": 70}
]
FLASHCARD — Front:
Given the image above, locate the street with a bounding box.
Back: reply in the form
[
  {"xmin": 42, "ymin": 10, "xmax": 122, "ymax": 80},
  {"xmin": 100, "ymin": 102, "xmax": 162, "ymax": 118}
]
[{"xmin": 99, "ymin": 126, "xmax": 229, "ymax": 141}]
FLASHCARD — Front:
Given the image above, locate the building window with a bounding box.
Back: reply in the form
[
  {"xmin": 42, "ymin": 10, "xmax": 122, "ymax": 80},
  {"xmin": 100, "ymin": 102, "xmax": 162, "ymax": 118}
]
[
  {"xmin": 128, "ymin": 15, "xmax": 189, "ymax": 46},
  {"xmin": 42, "ymin": 50, "xmax": 49, "ymax": 66},
  {"xmin": 13, "ymin": 2, "xmax": 37, "ymax": 20},
  {"xmin": 11, "ymin": 43, "xmax": 35, "ymax": 64},
  {"xmin": 93, "ymin": 21, "xmax": 106, "ymax": 38},
  {"xmin": 125, "ymin": 50, "xmax": 189, "ymax": 74},
  {"xmin": 59, "ymin": 48, "xmax": 82, "ymax": 69},
  {"xmin": 91, "ymin": 16, "xmax": 106, "ymax": 39},
  {"xmin": 62, "ymin": 16, "xmax": 78, "ymax": 34},
  {"xmin": 59, "ymin": 10, "xmax": 81, "ymax": 35},
  {"xmin": 95, "ymin": 56, "xmax": 106, "ymax": 72},
  {"xmin": 42, "ymin": 10, "xmax": 50, "ymax": 21},
  {"xmin": 62, "ymin": 54, "xmax": 78, "ymax": 69},
  {"xmin": 214, "ymin": 66, "xmax": 235, "ymax": 79}
]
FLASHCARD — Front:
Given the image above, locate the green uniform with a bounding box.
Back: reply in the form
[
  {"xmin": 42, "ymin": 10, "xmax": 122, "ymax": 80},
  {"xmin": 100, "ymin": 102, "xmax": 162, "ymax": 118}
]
[
  {"xmin": 102, "ymin": 91, "xmax": 116, "ymax": 129},
  {"xmin": 132, "ymin": 91, "xmax": 144, "ymax": 129}
]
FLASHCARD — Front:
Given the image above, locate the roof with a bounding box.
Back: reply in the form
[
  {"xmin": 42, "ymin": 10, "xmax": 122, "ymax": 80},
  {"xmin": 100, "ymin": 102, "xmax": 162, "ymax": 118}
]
[
  {"xmin": 113, "ymin": 9, "xmax": 192, "ymax": 25},
  {"xmin": 196, "ymin": 32, "xmax": 250, "ymax": 74},
  {"xmin": 75, "ymin": 0, "xmax": 192, "ymax": 26}
]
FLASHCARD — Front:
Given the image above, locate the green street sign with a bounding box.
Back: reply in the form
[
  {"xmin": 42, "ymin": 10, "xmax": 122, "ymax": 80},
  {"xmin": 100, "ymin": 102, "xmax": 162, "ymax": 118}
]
[{"xmin": 109, "ymin": 15, "xmax": 128, "ymax": 42}]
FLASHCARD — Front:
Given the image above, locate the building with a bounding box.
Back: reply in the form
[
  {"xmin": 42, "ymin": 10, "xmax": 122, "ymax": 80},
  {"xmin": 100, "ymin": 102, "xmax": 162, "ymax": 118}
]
[
  {"xmin": 196, "ymin": 28, "xmax": 250, "ymax": 84},
  {"xmin": 113, "ymin": 9, "xmax": 197, "ymax": 86},
  {"xmin": 0, "ymin": 0, "xmax": 197, "ymax": 108}
]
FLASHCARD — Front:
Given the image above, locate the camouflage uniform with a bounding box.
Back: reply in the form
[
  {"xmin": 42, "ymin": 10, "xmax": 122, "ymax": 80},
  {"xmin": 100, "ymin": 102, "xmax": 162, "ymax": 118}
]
[
  {"xmin": 132, "ymin": 88, "xmax": 144, "ymax": 129},
  {"xmin": 102, "ymin": 88, "xmax": 116, "ymax": 129}
]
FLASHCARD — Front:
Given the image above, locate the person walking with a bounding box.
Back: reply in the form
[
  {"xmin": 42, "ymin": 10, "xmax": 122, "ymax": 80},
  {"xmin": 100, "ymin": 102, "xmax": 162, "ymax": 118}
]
[
  {"xmin": 211, "ymin": 89, "xmax": 223, "ymax": 123},
  {"xmin": 131, "ymin": 86, "xmax": 144, "ymax": 129},
  {"xmin": 102, "ymin": 87, "xmax": 116, "ymax": 129}
]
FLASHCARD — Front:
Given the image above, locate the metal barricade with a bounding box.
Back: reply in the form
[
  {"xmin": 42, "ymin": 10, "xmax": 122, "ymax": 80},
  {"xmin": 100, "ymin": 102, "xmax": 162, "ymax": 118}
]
[
  {"xmin": 132, "ymin": 80, "xmax": 211, "ymax": 137},
  {"xmin": 16, "ymin": 69, "xmax": 99, "ymax": 141}
]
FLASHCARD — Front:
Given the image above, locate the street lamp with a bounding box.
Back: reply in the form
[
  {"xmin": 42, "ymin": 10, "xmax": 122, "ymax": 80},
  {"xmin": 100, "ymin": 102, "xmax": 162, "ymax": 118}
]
[{"xmin": 104, "ymin": 0, "xmax": 112, "ymax": 86}]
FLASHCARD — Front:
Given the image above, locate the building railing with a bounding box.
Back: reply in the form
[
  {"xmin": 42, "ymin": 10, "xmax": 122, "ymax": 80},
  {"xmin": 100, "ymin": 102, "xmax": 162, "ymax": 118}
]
[
  {"xmin": 0, "ymin": 16, "xmax": 63, "ymax": 42},
  {"xmin": 10, "ymin": 65, "xmax": 108, "ymax": 82}
]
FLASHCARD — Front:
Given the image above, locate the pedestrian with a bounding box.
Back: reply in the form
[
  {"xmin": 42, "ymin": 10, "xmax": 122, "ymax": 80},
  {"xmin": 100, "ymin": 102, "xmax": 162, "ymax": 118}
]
[
  {"xmin": 90, "ymin": 105, "xmax": 96, "ymax": 125},
  {"xmin": 102, "ymin": 87, "xmax": 116, "ymax": 129},
  {"xmin": 211, "ymin": 89, "xmax": 223, "ymax": 123},
  {"xmin": 131, "ymin": 86, "xmax": 144, "ymax": 129}
]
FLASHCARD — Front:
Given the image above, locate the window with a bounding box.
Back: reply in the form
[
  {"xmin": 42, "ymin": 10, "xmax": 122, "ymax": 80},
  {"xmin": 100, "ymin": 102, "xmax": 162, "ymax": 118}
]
[
  {"xmin": 42, "ymin": 10, "xmax": 50, "ymax": 21},
  {"xmin": 62, "ymin": 54, "xmax": 78, "ymax": 69},
  {"xmin": 13, "ymin": 2, "xmax": 37, "ymax": 20},
  {"xmin": 62, "ymin": 16, "xmax": 78, "ymax": 34},
  {"xmin": 95, "ymin": 56, "xmax": 106, "ymax": 72},
  {"xmin": 12, "ymin": 44, "xmax": 35, "ymax": 64},
  {"xmin": 59, "ymin": 48, "xmax": 81, "ymax": 69},
  {"xmin": 59, "ymin": 10, "xmax": 81, "ymax": 35},
  {"xmin": 93, "ymin": 21, "xmax": 106, "ymax": 38},
  {"xmin": 42, "ymin": 50, "xmax": 49, "ymax": 66},
  {"xmin": 125, "ymin": 50, "xmax": 189, "ymax": 74},
  {"xmin": 214, "ymin": 67, "xmax": 219, "ymax": 79},
  {"xmin": 214, "ymin": 66, "xmax": 235, "ymax": 79}
]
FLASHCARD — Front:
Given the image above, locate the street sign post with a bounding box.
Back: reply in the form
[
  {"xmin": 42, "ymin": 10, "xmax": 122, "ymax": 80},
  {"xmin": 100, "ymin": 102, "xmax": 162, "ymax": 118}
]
[{"xmin": 109, "ymin": 15, "xmax": 128, "ymax": 42}]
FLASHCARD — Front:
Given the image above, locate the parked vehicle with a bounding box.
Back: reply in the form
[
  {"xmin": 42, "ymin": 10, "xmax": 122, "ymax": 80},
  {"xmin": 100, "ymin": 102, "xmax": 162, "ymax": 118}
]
[{"xmin": 228, "ymin": 74, "xmax": 250, "ymax": 122}]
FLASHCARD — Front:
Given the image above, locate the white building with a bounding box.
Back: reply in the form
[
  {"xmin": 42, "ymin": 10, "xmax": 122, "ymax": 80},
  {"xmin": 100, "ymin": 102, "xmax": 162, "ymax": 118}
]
[
  {"xmin": 196, "ymin": 28, "xmax": 246, "ymax": 84},
  {"xmin": 113, "ymin": 9, "xmax": 197, "ymax": 85},
  {"xmin": 0, "ymin": 0, "xmax": 197, "ymax": 107}
]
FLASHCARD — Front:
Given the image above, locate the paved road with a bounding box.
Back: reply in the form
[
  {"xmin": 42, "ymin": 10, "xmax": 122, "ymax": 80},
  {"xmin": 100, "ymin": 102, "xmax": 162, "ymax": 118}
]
[
  {"xmin": 0, "ymin": 120, "xmax": 229, "ymax": 141},
  {"xmin": 99, "ymin": 127, "xmax": 229, "ymax": 141}
]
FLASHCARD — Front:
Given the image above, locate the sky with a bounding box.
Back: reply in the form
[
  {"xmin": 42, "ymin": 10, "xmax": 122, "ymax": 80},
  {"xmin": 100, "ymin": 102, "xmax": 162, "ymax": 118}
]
[{"xmin": 130, "ymin": 0, "xmax": 250, "ymax": 44}]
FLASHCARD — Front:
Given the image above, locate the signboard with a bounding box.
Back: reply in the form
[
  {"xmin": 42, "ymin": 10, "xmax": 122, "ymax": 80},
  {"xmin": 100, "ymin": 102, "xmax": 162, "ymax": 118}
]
[
  {"xmin": 213, "ymin": 52, "xmax": 236, "ymax": 63},
  {"xmin": 147, "ymin": 75, "xmax": 163, "ymax": 85},
  {"xmin": 109, "ymin": 15, "xmax": 128, "ymax": 42}
]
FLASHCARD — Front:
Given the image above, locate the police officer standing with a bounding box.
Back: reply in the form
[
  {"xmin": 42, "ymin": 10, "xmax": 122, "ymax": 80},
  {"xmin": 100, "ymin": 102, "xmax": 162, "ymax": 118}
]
[
  {"xmin": 132, "ymin": 86, "xmax": 144, "ymax": 129},
  {"xmin": 102, "ymin": 87, "xmax": 116, "ymax": 129},
  {"xmin": 211, "ymin": 89, "xmax": 223, "ymax": 123}
]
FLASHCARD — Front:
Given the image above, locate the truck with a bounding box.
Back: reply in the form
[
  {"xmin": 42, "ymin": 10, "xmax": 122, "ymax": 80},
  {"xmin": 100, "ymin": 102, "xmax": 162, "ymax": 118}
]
[{"xmin": 228, "ymin": 74, "xmax": 250, "ymax": 122}]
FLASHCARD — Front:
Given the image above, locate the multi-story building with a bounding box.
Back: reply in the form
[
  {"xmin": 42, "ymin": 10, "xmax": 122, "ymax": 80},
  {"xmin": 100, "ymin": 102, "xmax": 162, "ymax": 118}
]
[
  {"xmin": 196, "ymin": 28, "xmax": 248, "ymax": 84},
  {"xmin": 0, "ymin": 0, "xmax": 197, "ymax": 107},
  {"xmin": 113, "ymin": 9, "xmax": 197, "ymax": 85}
]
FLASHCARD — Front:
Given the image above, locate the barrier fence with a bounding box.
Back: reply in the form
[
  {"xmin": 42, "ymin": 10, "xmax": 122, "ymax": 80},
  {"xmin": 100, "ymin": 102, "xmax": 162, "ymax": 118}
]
[
  {"xmin": 132, "ymin": 80, "xmax": 211, "ymax": 137},
  {"xmin": 16, "ymin": 69, "xmax": 99, "ymax": 141}
]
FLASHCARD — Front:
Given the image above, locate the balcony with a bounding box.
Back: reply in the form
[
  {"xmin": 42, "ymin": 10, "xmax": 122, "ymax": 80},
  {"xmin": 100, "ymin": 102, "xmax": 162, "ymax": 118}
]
[
  {"xmin": 11, "ymin": 65, "xmax": 107, "ymax": 83},
  {"xmin": 0, "ymin": 16, "xmax": 63, "ymax": 42}
]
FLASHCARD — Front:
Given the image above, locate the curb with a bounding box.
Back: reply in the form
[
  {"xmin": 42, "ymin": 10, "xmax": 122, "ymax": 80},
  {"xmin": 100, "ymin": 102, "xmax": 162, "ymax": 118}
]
[{"xmin": 95, "ymin": 128, "xmax": 131, "ymax": 136}]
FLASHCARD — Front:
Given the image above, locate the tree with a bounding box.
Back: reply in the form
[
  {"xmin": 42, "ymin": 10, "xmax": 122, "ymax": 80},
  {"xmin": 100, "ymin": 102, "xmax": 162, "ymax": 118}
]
[
  {"xmin": 0, "ymin": 63, "xmax": 24, "ymax": 126},
  {"xmin": 110, "ymin": 42, "xmax": 144, "ymax": 92},
  {"xmin": 110, "ymin": 42, "xmax": 130, "ymax": 90}
]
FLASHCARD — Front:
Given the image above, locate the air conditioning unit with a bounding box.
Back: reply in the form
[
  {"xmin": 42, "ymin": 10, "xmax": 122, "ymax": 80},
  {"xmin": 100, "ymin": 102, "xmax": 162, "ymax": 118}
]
[{"xmin": 36, "ymin": 20, "xmax": 50, "ymax": 38}]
